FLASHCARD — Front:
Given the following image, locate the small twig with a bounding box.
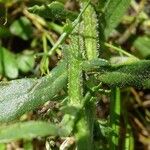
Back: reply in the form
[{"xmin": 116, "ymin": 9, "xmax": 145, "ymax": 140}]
[
  {"xmin": 23, "ymin": 8, "xmax": 63, "ymax": 58},
  {"xmin": 117, "ymin": 0, "xmax": 147, "ymax": 44},
  {"xmin": 23, "ymin": 8, "xmax": 47, "ymax": 32},
  {"xmin": 133, "ymin": 116, "xmax": 149, "ymax": 136},
  {"xmin": 25, "ymin": 1, "xmax": 91, "ymax": 58},
  {"xmin": 60, "ymin": 137, "xmax": 75, "ymax": 150},
  {"xmin": 142, "ymin": 100, "xmax": 150, "ymax": 108},
  {"xmin": 130, "ymin": 88, "xmax": 142, "ymax": 106},
  {"xmin": 3, "ymin": 7, "xmax": 8, "ymax": 25},
  {"xmin": 105, "ymin": 42, "xmax": 138, "ymax": 58}
]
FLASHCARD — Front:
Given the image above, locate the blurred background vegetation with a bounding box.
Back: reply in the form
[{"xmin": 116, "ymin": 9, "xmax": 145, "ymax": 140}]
[{"xmin": 0, "ymin": 0, "xmax": 150, "ymax": 149}]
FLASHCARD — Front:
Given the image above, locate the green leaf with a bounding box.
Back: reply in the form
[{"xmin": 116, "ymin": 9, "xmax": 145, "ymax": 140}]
[
  {"xmin": 61, "ymin": 26, "xmax": 83, "ymax": 136},
  {"xmin": 82, "ymin": 2, "xmax": 99, "ymax": 60},
  {"xmin": 110, "ymin": 56, "xmax": 139, "ymax": 65},
  {"xmin": 28, "ymin": 2, "xmax": 77, "ymax": 21},
  {"xmin": 0, "ymin": 26, "xmax": 11, "ymax": 38},
  {"xmin": 1, "ymin": 47, "xmax": 18, "ymax": 79},
  {"xmin": 62, "ymin": 2, "xmax": 97, "ymax": 149},
  {"xmin": 0, "ymin": 0, "xmax": 20, "ymax": 4},
  {"xmin": 0, "ymin": 61, "xmax": 67, "ymax": 122},
  {"xmin": 82, "ymin": 58, "xmax": 110, "ymax": 71},
  {"xmin": 17, "ymin": 51, "xmax": 35, "ymax": 73},
  {"xmin": 98, "ymin": 60, "xmax": 150, "ymax": 88},
  {"xmin": 133, "ymin": 36, "xmax": 150, "ymax": 58},
  {"xmin": 99, "ymin": 0, "xmax": 131, "ymax": 38},
  {"xmin": 143, "ymin": 79, "xmax": 150, "ymax": 89},
  {"xmin": 10, "ymin": 17, "xmax": 33, "ymax": 40},
  {"xmin": 0, "ymin": 121, "xmax": 66, "ymax": 143},
  {"xmin": 0, "ymin": 50, "xmax": 3, "ymax": 75},
  {"xmin": 0, "ymin": 143, "xmax": 5, "ymax": 150},
  {"xmin": 0, "ymin": 48, "xmax": 35, "ymax": 78},
  {"xmin": 23, "ymin": 140, "xmax": 33, "ymax": 150}
]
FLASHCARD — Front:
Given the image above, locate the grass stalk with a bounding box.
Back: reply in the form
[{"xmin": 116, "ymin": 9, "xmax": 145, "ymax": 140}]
[{"xmin": 109, "ymin": 87, "xmax": 121, "ymax": 149}]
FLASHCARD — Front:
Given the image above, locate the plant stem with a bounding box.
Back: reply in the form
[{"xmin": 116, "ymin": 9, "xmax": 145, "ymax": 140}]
[
  {"xmin": 124, "ymin": 123, "xmax": 134, "ymax": 150},
  {"xmin": 48, "ymin": 22, "xmax": 63, "ymax": 34},
  {"xmin": 109, "ymin": 87, "xmax": 121, "ymax": 149},
  {"xmin": 40, "ymin": 33, "xmax": 49, "ymax": 74},
  {"xmin": 123, "ymin": 93, "xmax": 134, "ymax": 150},
  {"xmin": 75, "ymin": 2, "xmax": 100, "ymax": 149},
  {"xmin": 105, "ymin": 42, "xmax": 138, "ymax": 58},
  {"xmin": 66, "ymin": 25, "xmax": 90, "ymax": 149},
  {"xmin": 47, "ymin": 0, "xmax": 91, "ymax": 57}
]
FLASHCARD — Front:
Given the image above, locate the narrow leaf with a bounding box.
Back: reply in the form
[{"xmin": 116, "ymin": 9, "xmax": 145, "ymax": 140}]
[
  {"xmin": 109, "ymin": 88, "xmax": 121, "ymax": 148},
  {"xmin": 82, "ymin": 58, "xmax": 110, "ymax": 71},
  {"xmin": 98, "ymin": 60, "xmax": 150, "ymax": 88},
  {"xmin": 0, "ymin": 121, "xmax": 66, "ymax": 143},
  {"xmin": 0, "ymin": 50, "xmax": 3, "ymax": 75},
  {"xmin": 0, "ymin": 61, "xmax": 67, "ymax": 122}
]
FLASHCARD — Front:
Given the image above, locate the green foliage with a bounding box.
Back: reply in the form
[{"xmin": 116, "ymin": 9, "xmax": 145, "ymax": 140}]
[
  {"xmin": 109, "ymin": 88, "xmax": 121, "ymax": 149},
  {"xmin": 28, "ymin": 2, "xmax": 77, "ymax": 21},
  {"xmin": 110, "ymin": 56, "xmax": 139, "ymax": 65},
  {"xmin": 82, "ymin": 1, "xmax": 99, "ymax": 60},
  {"xmin": 0, "ymin": 47, "xmax": 18, "ymax": 79},
  {"xmin": 0, "ymin": 0, "xmax": 149, "ymax": 149},
  {"xmin": 0, "ymin": 61, "xmax": 67, "ymax": 122},
  {"xmin": 0, "ymin": 0, "xmax": 20, "ymax": 4},
  {"xmin": 98, "ymin": 0, "xmax": 131, "ymax": 38},
  {"xmin": 133, "ymin": 36, "xmax": 150, "ymax": 58},
  {"xmin": 98, "ymin": 60, "xmax": 150, "ymax": 88},
  {"xmin": 10, "ymin": 17, "xmax": 33, "ymax": 40},
  {"xmin": 0, "ymin": 26, "xmax": 11, "ymax": 38},
  {"xmin": 82, "ymin": 58, "xmax": 110, "ymax": 71},
  {"xmin": 0, "ymin": 144, "xmax": 5, "ymax": 150},
  {"xmin": 0, "ymin": 121, "xmax": 66, "ymax": 143},
  {"xmin": 0, "ymin": 50, "xmax": 3, "ymax": 75},
  {"xmin": 17, "ymin": 51, "xmax": 35, "ymax": 73},
  {"xmin": 0, "ymin": 47, "xmax": 35, "ymax": 78}
]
